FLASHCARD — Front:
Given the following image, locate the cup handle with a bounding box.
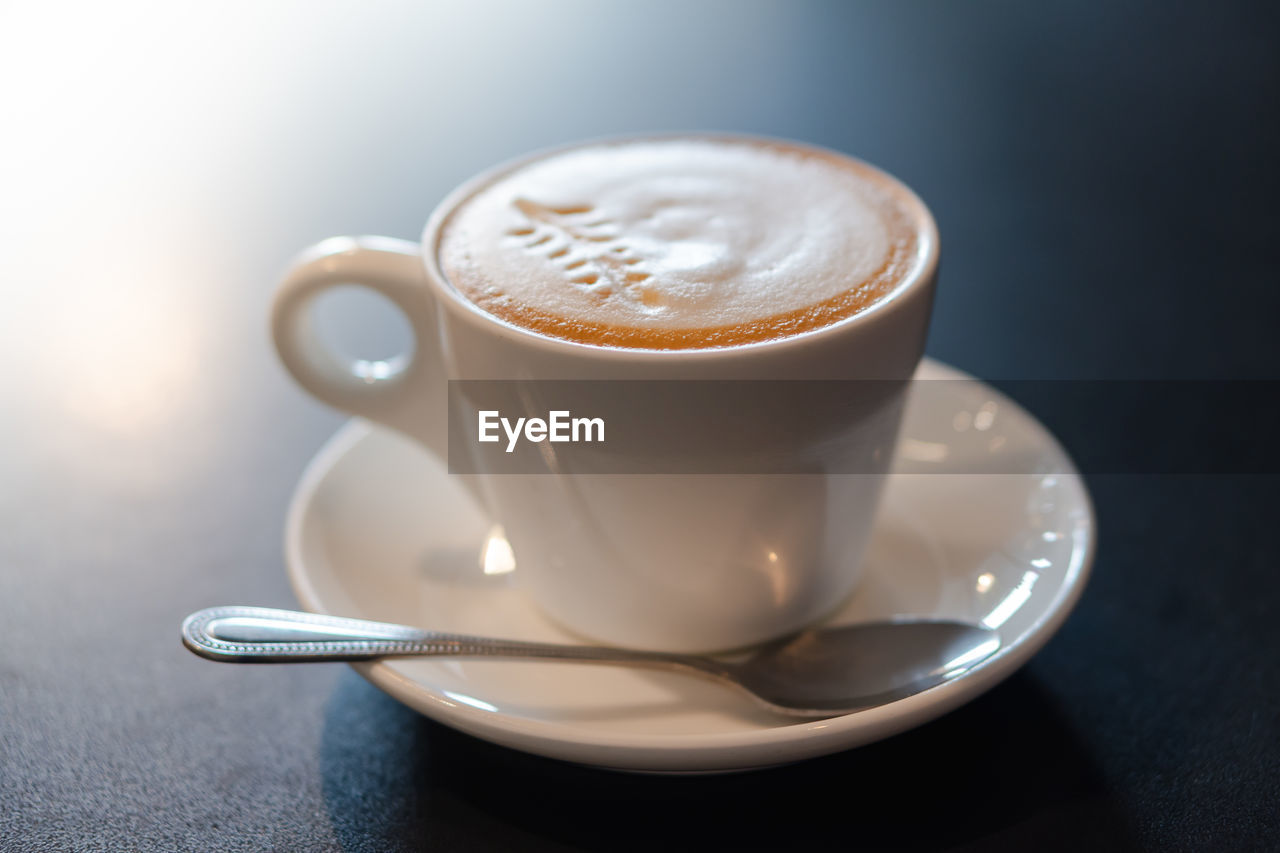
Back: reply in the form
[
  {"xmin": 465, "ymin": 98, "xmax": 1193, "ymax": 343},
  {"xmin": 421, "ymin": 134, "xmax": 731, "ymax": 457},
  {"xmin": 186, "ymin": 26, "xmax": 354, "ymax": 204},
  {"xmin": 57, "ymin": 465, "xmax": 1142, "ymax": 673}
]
[{"xmin": 271, "ymin": 235, "xmax": 447, "ymax": 459}]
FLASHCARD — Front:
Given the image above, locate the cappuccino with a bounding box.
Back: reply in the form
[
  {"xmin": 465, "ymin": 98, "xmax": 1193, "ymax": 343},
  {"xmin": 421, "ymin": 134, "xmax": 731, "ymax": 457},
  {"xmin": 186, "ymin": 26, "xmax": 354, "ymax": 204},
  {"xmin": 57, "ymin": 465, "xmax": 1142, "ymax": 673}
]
[
  {"xmin": 437, "ymin": 137, "xmax": 924, "ymax": 349},
  {"xmin": 274, "ymin": 134, "xmax": 939, "ymax": 650}
]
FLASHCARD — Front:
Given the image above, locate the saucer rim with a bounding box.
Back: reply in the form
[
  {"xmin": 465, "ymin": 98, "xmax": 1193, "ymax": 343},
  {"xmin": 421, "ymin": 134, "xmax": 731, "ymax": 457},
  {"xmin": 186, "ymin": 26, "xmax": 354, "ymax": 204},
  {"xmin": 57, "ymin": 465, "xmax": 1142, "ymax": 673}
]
[{"xmin": 284, "ymin": 358, "xmax": 1096, "ymax": 771}]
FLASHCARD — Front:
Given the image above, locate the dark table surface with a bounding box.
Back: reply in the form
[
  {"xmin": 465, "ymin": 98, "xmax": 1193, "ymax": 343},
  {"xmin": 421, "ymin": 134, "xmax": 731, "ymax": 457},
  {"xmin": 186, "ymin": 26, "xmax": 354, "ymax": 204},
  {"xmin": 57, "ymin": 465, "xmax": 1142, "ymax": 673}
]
[{"xmin": 3, "ymin": 2, "xmax": 1277, "ymax": 850}]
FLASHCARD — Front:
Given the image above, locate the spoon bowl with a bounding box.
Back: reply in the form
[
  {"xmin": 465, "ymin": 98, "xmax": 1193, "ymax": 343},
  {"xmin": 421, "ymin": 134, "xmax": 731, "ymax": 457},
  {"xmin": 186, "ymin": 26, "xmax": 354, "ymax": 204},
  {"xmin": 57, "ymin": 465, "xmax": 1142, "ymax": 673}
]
[{"xmin": 727, "ymin": 621, "xmax": 1001, "ymax": 715}]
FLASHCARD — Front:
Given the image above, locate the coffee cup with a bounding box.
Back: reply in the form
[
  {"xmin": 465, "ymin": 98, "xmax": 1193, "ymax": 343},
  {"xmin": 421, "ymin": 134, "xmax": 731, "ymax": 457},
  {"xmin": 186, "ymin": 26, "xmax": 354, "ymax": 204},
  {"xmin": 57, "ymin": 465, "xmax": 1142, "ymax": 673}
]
[{"xmin": 272, "ymin": 134, "xmax": 938, "ymax": 652}]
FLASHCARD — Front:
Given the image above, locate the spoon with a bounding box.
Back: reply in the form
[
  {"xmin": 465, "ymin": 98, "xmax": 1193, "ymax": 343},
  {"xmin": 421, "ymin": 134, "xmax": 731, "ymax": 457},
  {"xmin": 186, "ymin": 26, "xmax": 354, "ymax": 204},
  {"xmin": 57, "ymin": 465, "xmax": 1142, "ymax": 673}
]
[{"xmin": 182, "ymin": 605, "xmax": 1000, "ymax": 718}]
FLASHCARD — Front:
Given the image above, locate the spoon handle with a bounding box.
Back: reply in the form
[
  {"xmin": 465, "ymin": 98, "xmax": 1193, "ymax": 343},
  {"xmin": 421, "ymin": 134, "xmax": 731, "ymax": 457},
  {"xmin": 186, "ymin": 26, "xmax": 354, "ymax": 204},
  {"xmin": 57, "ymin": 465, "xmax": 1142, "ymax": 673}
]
[{"xmin": 182, "ymin": 605, "xmax": 722, "ymax": 673}]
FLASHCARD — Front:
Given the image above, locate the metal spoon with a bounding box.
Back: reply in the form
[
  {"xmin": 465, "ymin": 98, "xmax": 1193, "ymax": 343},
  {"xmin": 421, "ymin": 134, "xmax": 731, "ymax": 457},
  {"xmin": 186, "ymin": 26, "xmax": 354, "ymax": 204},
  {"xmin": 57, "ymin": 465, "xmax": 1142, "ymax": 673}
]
[{"xmin": 182, "ymin": 605, "xmax": 999, "ymax": 718}]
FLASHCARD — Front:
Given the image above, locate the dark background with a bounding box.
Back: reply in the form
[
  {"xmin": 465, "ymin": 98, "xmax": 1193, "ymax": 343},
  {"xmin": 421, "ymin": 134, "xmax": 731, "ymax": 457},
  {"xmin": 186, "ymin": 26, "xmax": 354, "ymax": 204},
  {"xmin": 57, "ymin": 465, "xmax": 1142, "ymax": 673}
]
[{"xmin": 2, "ymin": 1, "xmax": 1277, "ymax": 850}]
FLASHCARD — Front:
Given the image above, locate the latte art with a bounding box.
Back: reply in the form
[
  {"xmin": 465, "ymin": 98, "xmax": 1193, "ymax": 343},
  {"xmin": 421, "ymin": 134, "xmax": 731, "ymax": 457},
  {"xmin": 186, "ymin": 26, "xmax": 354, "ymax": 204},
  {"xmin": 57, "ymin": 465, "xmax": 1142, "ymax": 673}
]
[{"xmin": 438, "ymin": 138, "xmax": 923, "ymax": 349}]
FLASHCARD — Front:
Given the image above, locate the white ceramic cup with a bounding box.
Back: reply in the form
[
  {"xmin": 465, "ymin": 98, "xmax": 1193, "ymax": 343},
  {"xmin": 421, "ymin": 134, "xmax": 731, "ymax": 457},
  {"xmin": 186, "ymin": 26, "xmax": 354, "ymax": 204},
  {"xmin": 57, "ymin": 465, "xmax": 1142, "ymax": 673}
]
[{"xmin": 272, "ymin": 136, "xmax": 939, "ymax": 652}]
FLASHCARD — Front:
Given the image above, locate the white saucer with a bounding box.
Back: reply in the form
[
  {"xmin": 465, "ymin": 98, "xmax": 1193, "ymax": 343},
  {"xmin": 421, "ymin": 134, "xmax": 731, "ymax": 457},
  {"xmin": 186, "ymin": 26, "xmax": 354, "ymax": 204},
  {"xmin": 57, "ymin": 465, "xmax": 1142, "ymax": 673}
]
[{"xmin": 284, "ymin": 358, "xmax": 1095, "ymax": 773}]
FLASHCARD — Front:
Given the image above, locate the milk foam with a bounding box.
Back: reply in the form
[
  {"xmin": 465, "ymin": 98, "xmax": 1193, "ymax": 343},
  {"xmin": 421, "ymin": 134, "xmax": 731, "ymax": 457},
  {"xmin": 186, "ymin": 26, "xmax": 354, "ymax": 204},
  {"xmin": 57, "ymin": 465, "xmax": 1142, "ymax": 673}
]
[{"xmin": 438, "ymin": 138, "xmax": 918, "ymax": 349}]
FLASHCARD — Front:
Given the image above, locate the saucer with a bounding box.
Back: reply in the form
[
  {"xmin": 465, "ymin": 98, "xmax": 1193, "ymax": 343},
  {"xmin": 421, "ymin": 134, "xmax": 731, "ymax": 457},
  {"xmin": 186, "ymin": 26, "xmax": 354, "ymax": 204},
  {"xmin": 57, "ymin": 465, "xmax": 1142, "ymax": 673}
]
[{"xmin": 284, "ymin": 358, "xmax": 1095, "ymax": 773}]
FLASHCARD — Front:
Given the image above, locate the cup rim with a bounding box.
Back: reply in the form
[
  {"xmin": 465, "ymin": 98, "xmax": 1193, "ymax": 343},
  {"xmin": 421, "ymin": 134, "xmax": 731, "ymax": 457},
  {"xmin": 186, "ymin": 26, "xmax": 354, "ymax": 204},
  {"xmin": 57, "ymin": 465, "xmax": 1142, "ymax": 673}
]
[{"xmin": 419, "ymin": 131, "xmax": 939, "ymax": 361}]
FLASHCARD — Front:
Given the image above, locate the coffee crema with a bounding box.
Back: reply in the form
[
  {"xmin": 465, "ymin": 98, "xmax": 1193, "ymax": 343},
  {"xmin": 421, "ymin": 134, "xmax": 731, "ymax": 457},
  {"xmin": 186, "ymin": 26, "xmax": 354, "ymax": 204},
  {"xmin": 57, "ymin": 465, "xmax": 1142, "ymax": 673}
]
[{"xmin": 437, "ymin": 137, "xmax": 923, "ymax": 349}]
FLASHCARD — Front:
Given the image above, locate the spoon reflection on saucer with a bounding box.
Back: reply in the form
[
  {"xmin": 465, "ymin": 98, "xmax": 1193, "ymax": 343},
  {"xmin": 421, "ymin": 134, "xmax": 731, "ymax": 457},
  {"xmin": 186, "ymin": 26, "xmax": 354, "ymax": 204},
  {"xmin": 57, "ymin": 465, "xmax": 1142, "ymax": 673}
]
[{"xmin": 181, "ymin": 606, "xmax": 999, "ymax": 718}]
